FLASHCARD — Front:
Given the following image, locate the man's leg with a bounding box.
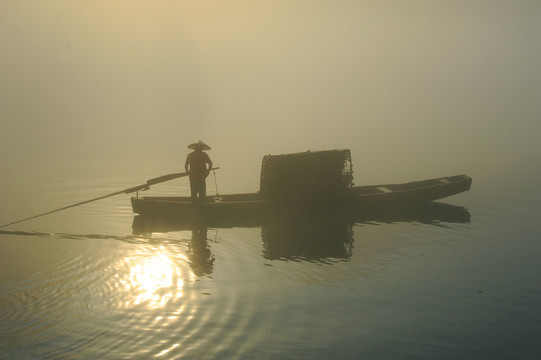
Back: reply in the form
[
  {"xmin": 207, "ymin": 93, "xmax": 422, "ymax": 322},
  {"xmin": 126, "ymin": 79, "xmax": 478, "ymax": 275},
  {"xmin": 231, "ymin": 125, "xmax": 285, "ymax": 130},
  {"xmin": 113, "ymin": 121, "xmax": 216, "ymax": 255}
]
[
  {"xmin": 190, "ymin": 181, "xmax": 198, "ymax": 199},
  {"xmin": 200, "ymin": 180, "xmax": 207, "ymax": 201}
]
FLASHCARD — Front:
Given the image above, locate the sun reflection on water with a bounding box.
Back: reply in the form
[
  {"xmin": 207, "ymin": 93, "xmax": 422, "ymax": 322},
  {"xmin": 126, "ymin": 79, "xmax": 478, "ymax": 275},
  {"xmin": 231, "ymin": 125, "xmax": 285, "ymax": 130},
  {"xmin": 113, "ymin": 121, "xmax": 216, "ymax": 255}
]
[{"xmin": 118, "ymin": 247, "xmax": 192, "ymax": 309}]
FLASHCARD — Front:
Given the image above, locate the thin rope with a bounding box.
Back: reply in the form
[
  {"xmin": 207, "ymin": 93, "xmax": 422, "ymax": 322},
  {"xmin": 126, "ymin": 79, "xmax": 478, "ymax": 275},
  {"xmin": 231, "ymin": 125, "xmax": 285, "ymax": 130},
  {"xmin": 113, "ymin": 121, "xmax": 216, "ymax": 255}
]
[{"xmin": 213, "ymin": 169, "xmax": 222, "ymax": 202}]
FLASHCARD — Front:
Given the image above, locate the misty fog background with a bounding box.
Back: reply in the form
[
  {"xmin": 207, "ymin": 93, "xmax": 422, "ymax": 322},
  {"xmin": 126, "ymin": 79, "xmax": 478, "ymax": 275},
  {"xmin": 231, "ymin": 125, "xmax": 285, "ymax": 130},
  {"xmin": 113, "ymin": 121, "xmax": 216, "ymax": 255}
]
[{"xmin": 1, "ymin": 1, "xmax": 540, "ymax": 197}]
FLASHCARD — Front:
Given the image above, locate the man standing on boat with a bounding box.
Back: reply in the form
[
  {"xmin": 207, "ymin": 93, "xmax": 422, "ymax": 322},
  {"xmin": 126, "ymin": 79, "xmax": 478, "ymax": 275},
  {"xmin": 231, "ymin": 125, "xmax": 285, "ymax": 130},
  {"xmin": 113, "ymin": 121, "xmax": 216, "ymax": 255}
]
[{"xmin": 185, "ymin": 140, "xmax": 213, "ymax": 201}]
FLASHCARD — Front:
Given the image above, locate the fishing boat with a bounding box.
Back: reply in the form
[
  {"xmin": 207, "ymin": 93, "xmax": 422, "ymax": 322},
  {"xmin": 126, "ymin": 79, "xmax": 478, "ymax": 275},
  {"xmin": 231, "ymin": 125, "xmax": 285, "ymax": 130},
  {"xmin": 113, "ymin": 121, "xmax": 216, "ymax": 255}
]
[
  {"xmin": 131, "ymin": 149, "xmax": 472, "ymax": 224},
  {"xmin": 0, "ymin": 149, "xmax": 470, "ymax": 231}
]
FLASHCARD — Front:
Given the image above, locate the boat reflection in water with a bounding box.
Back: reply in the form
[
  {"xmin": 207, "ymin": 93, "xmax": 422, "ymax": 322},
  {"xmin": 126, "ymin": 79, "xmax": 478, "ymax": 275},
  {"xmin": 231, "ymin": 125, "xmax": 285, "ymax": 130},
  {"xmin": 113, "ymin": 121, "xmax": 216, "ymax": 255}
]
[
  {"xmin": 132, "ymin": 202, "xmax": 470, "ymax": 263},
  {"xmin": 261, "ymin": 213, "xmax": 355, "ymax": 261}
]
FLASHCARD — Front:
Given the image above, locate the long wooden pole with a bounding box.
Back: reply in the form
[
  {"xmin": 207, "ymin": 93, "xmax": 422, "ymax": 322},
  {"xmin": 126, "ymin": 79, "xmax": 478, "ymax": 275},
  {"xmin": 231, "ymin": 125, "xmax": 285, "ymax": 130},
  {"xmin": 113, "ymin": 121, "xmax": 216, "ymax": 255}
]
[{"xmin": 0, "ymin": 168, "xmax": 219, "ymax": 228}]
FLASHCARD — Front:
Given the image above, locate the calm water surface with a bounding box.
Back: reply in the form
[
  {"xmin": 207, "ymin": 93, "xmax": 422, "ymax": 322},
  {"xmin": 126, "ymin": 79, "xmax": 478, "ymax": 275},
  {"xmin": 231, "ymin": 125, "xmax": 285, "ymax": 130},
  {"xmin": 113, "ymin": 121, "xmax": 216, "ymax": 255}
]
[{"xmin": 1, "ymin": 159, "xmax": 540, "ymax": 359}]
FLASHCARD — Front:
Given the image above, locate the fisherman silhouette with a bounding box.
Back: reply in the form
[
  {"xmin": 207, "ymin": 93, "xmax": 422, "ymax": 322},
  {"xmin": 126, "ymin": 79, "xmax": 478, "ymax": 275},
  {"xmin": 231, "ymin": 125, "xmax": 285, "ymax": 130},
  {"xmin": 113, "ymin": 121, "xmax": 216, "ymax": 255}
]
[{"xmin": 184, "ymin": 141, "xmax": 213, "ymax": 201}]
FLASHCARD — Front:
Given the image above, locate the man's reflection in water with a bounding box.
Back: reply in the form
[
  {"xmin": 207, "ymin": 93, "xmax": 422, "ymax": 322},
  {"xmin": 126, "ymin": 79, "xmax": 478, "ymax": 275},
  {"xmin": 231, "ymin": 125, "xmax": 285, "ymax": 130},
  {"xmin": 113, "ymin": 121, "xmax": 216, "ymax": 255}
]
[{"xmin": 188, "ymin": 226, "xmax": 214, "ymax": 276}]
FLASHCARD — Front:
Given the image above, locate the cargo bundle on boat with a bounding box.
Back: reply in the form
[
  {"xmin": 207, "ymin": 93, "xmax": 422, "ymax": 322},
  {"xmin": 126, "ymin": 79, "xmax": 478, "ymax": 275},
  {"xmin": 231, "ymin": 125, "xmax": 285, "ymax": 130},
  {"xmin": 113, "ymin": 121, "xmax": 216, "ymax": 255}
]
[
  {"xmin": 131, "ymin": 149, "xmax": 472, "ymax": 224},
  {"xmin": 259, "ymin": 149, "xmax": 353, "ymax": 199}
]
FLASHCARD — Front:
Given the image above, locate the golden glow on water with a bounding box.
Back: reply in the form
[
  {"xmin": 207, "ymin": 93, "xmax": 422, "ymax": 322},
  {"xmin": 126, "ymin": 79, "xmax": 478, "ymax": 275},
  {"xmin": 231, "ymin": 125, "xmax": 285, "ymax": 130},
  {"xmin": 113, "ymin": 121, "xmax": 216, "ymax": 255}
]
[
  {"xmin": 155, "ymin": 343, "xmax": 180, "ymax": 357},
  {"xmin": 118, "ymin": 248, "xmax": 192, "ymax": 309}
]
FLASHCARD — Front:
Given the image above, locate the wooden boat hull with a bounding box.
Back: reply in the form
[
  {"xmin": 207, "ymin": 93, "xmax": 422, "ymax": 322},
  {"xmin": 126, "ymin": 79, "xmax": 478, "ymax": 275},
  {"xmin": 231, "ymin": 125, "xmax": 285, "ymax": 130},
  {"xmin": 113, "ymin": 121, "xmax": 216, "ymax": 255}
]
[
  {"xmin": 346, "ymin": 174, "xmax": 472, "ymax": 211},
  {"xmin": 131, "ymin": 174, "xmax": 472, "ymax": 225},
  {"xmin": 132, "ymin": 201, "xmax": 471, "ymax": 235}
]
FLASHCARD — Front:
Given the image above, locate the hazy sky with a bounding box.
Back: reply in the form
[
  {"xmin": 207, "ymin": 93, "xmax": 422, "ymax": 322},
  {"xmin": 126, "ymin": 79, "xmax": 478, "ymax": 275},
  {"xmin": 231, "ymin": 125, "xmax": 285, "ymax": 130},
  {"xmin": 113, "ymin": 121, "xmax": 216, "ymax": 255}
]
[{"xmin": 1, "ymin": 1, "xmax": 540, "ymax": 187}]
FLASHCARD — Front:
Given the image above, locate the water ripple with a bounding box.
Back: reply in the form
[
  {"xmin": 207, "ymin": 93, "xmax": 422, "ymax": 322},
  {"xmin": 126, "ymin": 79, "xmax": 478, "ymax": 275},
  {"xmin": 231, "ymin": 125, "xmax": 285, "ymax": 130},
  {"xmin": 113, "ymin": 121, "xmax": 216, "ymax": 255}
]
[{"xmin": 4, "ymin": 197, "xmax": 536, "ymax": 359}]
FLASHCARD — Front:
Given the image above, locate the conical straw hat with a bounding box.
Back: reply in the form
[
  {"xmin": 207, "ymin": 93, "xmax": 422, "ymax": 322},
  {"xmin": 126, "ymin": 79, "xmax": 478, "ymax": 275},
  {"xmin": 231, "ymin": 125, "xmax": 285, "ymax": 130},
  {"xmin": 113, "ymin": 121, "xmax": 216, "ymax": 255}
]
[{"xmin": 188, "ymin": 140, "xmax": 211, "ymax": 150}]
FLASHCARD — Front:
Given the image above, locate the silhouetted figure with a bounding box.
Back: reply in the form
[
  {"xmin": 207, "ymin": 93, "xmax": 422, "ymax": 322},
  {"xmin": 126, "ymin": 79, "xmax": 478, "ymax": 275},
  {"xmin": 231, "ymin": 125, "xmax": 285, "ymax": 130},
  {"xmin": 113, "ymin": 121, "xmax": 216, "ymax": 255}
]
[{"xmin": 184, "ymin": 140, "xmax": 213, "ymax": 201}]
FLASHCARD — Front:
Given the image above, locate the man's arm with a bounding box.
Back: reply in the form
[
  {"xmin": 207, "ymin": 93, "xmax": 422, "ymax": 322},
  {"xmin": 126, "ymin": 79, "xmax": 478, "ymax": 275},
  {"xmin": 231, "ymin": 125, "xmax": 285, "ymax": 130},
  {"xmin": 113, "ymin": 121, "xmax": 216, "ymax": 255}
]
[
  {"xmin": 206, "ymin": 154, "xmax": 213, "ymax": 174},
  {"xmin": 184, "ymin": 154, "xmax": 190, "ymax": 172}
]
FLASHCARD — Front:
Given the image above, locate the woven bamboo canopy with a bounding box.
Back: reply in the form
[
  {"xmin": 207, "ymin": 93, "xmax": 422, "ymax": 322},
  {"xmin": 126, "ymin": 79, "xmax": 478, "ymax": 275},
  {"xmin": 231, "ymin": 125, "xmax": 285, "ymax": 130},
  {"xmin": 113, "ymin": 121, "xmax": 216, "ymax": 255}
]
[{"xmin": 259, "ymin": 149, "xmax": 353, "ymax": 199}]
